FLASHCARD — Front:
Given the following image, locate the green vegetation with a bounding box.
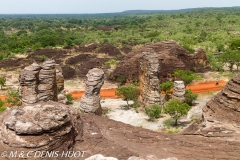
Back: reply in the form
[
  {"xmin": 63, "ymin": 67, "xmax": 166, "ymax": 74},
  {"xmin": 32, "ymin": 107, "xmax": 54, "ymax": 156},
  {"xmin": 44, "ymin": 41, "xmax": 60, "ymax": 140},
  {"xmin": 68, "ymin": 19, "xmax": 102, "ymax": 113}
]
[
  {"xmin": 66, "ymin": 93, "xmax": 73, "ymax": 104},
  {"xmin": 0, "ymin": 77, "xmax": 6, "ymax": 89},
  {"xmin": 35, "ymin": 55, "xmax": 48, "ymax": 60},
  {"xmin": 5, "ymin": 90, "xmax": 21, "ymax": 106},
  {"xmin": 0, "ymin": 99, "xmax": 6, "ymax": 112},
  {"xmin": 164, "ymin": 99, "xmax": 191, "ymax": 125},
  {"xmin": 104, "ymin": 60, "xmax": 118, "ymax": 67},
  {"xmin": 145, "ymin": 104, "xmax": 161, "ymax": 121},
  {"xmin": 185, "ymin": 89, "xmax": 198, "ymax": 106},
  {"xmin": 160, "ymin": 81, "xmax": 173, "ymax": 101},
  {"xmin": 173, "ymin": 70, "xmax": 198, "ymax": 85},
  {"xmin": 0, "ymin": 7, "xmax": 240, "ymax": 63},
  {"xmin": 116, "ymin": 84, "xmax": 140, "ymax": 108}
]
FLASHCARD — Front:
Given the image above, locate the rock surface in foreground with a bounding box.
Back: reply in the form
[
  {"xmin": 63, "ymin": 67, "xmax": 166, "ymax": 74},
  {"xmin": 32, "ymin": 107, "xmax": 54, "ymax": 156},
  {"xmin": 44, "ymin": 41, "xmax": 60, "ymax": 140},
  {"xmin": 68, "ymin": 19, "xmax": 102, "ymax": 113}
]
[{"xmin": 79, "ymin": 68, "xmax": 104, "ymax": 115}]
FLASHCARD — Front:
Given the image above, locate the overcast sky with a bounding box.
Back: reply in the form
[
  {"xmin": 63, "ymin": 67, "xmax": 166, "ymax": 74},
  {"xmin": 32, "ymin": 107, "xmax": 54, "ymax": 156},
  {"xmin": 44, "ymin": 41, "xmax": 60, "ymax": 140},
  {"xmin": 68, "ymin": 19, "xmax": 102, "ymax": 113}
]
[{"xmin": 1, "ymin": 0, "xmax": 240, "ymax": 14}]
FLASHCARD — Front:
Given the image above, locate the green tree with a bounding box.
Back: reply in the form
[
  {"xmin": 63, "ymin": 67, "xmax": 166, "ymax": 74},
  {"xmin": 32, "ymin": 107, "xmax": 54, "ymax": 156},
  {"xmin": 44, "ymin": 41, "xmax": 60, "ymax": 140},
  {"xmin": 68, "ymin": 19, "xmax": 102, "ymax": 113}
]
[
  {"xmin": 185, "ymin": 89, "xmax": 198, "ymax": 106},
  {"xmin": 0, "ymin": 77, "xmax": 6, "ymax": 89},
  {"xmin": 116, "ymin": 84, "xmax": 140, "ymax": 108},
  {"xmin": 173, "ymin": 70, "xmax": 197, "ymax": 86},
  {"xmin": 145, "ymin": 104, "xmax": 161, "ymax": 121},
  {"xmin": 164, "ymin": 99, "xmax": 191, "ymax": 125},
  {"xmin": 160, "ymin": 81, "xmax": 174, "ymax": 101}
]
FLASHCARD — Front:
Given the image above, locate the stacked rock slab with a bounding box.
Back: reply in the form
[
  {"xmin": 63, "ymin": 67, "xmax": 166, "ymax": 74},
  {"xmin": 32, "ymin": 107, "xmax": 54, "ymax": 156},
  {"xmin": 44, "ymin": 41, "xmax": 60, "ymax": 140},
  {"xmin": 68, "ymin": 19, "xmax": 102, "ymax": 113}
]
[
  {"xmin": 19, "ymin": 59, "xmax": 66, "ymax": 105},
  {"xmin": 172, "ymin": 81, "xmax": 185, "ymax": 101},
  {"xmin": 139, "ymin": 51, "xmax": 162, "ymax": 107},
  {"xmin": 38, "ymin": 59, "xmax": 57, "ymax": 101},
  {"xmin": 0, "ymin": 101, "xmax": 83, "ymax": 160},
  {"xmin": 19, "ymin": 62, "xmax": 41, "ymax": 104},
  {"xmin": 79, "ymin": 68, "xmax": 104, "ymax": 115}
]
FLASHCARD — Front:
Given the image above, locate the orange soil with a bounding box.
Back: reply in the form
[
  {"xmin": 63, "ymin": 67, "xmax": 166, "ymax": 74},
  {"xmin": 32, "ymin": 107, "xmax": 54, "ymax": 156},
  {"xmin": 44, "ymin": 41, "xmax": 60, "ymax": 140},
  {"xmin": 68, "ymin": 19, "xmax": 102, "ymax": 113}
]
[{"xmin": 0, "ymin": 81, "xmax": 227, "ymax": 100}]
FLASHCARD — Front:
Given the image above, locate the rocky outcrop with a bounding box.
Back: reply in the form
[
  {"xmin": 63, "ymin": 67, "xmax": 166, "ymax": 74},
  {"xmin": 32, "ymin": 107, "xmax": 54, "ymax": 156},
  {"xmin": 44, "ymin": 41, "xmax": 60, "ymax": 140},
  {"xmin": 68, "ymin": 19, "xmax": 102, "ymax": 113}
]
[
  {"xmin": 112, "ymin": 41, "xmax": 211, "ymax": 83},
  {"xmin": 79, "ymin": 68, "xmax": 104, "ymax": 115},
  {"xmin": 139, "ymin": 51, "xmax": 162, "ymax": 107},
  {"xmin": 19, "ymin": 59, "xmax": 66, "ymax": 105},
  {"xmin": 172, "ymin": 81, "xmax": 185, "ymax": 101},
  {"xmin": 183, "ymin": 73, "xmax": 240, "ymax": 140},
  {"xmin": 200, "ymin": 73, "xmax": 240, "ymax": 138},
  {"xmin": 0, "ymin": 101, "xmax": 82, "ymax": 159}
]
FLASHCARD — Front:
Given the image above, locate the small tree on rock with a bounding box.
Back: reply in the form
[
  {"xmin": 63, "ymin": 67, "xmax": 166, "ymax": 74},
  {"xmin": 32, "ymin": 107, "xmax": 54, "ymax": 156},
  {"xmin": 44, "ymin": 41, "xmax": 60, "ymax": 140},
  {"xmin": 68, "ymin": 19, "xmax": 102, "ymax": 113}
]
[
  {"xmin": 116, "ymin": 84, "xmax": 140, "ymax": 108},
  {"xmin": 164, "ymin": 99, "xmax": 191, "ymax": 125}
]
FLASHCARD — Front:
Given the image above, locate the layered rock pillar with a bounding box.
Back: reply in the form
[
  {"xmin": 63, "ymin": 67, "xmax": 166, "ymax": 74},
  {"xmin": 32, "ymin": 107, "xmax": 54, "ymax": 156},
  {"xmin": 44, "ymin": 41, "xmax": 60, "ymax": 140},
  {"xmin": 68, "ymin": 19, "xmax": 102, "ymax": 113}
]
[
  {"xmin": 79, "ymin": 68, "xmax": 104, "ymax": 115},
  {"xmin": 139, "ymin": 51, "xmax": 162, "ymax": 107},
  {"xmin": 19, "ymin": 59, "xmax": 66, "ymax": 105},
  {"xmin": 172, "ymin": 81, "xmax": 185, "ymax": 101}
]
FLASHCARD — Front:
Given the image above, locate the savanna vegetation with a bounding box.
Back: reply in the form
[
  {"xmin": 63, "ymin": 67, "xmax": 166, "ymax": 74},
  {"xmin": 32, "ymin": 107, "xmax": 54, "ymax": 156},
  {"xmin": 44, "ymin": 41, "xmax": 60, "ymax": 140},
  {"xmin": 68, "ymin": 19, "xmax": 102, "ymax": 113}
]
[{"xmin": 1, "ymin": 7, "xmax": 240, "ymax": 71}]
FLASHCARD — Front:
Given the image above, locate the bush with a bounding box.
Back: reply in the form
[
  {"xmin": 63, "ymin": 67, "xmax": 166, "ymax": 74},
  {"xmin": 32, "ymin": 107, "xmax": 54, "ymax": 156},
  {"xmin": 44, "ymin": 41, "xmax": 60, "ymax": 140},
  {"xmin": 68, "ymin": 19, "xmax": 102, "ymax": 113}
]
[
  {"xmin": 0, "ymin": 77, "xmax": 6, "ymax": 90},
  {"xmin": 5, "ymin": 90, "xmax": 21, "ymax": 106},
  {"xmin": 145, "ymin": 104, "xmax": 161, "ymax": 121},
  {"xmin": 173, "ymin": 70, "xmax": 197, "ymax": 85},
  {"xmin": 66, "ymin": 93, "xmax": 73, "ymax": 104},
  {"xmin": 160, "ymin": 81, "xmax": 174, "ymax": 101},
  {"xmin": 185, "ymin": 89, "xmax": 198, "ymax": 106}
]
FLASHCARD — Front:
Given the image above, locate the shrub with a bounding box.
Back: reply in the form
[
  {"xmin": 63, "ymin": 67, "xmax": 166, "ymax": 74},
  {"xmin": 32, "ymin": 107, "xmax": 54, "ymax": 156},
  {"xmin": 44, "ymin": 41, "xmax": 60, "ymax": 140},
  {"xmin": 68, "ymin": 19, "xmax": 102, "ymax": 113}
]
[
  {"xmin": 173, "ymin": 70, "xmax": 197, "ymax": 85},
  {"xmin": 0, "ymin": 99, "xmax": 6, "ymax": 112},
  {"xmin": 66, "ymin": 93, "xmax": 73, "ymax": 104},
  {"xmin": 0, "ymin": 77, "xmax": 6, "ymax": 89},
  {"xmin": 160, "ymin": 81, "xmax": 174, "ymax": 101},
  {"xmin": 145, "ymin": 104, "xmax": 161, "ymax": 121},
  {"xmin": 185, "ymin": 89, "xmax": 198, "ymax": 106},
  {"xmin": 5, "ymin": 90, "xmax": 21, "ymax": 106}
]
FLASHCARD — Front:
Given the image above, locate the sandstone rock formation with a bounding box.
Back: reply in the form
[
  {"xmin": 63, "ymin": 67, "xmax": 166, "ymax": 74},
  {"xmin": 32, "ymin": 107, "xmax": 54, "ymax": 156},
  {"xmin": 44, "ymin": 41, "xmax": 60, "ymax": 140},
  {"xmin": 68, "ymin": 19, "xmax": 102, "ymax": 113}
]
[
  {"xmin": 139, "ymin": 51, "xmax": 162, "ymax": 107},
  {"xmin": 183, "ymin": 73, "xmax": 240, "ymax": 140},
  {"xmin": 0, "ymin": 101, "xmax": 82, "ymax": 159},
  {"xmin": 112, "ymin": 41, "xmax": 211, "ymax": 83},
  {"xmin": 19, "ymin": 59, "xmax": 66, "ymax": 105},
  {"xmin": 172, "ymin": 81, "xmax": 185, "ymax": 101},
  {"xmin": 200, "ymin": 73, "xmax": 240, "ymax": 138},
  {"xmin": 79, "ymin": 68, "xmax": 104, "ymax": 115}
]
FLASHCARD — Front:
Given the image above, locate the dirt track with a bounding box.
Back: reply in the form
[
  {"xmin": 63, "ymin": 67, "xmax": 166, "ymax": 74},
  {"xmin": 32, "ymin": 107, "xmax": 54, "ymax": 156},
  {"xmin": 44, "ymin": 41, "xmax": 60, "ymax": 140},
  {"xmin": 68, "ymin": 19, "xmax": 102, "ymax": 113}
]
[
  {"xmin": 71, "ymin": 80, "xmax": 227, "ymax": 99},
  {"xmin": 0, "ymin": 80, "xmax": 226, "ymax": 101}
]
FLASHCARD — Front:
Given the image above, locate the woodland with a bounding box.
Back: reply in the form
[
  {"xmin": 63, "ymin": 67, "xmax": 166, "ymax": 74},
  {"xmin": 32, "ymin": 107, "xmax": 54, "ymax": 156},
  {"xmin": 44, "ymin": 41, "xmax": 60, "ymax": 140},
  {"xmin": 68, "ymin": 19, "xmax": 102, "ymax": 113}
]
[{"xmin": 0, "ymin": 7, "xmax": 240, "ymax": 71}]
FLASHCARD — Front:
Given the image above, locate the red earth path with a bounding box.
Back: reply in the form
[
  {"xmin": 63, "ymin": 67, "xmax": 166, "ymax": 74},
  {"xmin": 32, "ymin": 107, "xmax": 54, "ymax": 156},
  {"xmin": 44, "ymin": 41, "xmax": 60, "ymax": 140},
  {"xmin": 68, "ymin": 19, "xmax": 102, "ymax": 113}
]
[{"xmin": 0, "ymin": 80, "xmax": 226, "ymax": 101}]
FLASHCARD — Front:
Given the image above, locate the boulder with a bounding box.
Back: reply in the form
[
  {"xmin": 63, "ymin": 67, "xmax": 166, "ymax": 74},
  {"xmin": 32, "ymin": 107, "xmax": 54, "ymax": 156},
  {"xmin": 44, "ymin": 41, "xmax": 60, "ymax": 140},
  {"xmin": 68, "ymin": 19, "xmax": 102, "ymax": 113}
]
[
  {"xmin": 79, "ymin": 68, "xmax": 104, "ymax": 115},
  {"xmin": 0, "ymin": 101, "xmax": 83, "ymax": 158}
]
